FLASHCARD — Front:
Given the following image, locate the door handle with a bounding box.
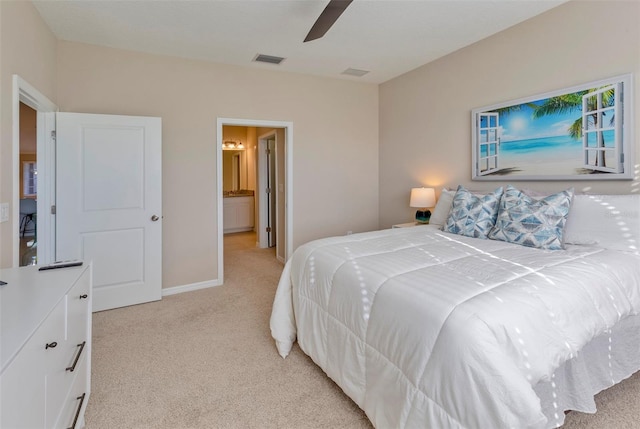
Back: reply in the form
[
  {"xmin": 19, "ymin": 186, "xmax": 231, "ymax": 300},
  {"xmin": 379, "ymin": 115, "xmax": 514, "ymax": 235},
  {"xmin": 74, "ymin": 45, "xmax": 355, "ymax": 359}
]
[{"xmin": 151, "ymin": 215, "xmax": 160, "ymax": 222}]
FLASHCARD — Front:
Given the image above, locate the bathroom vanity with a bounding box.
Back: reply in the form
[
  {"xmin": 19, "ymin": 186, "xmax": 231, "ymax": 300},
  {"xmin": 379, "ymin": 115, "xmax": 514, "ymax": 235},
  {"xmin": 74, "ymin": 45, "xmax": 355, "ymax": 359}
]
[{"xmin": 223, "ymin": 193, "xmax": 255, "ymax": 234}]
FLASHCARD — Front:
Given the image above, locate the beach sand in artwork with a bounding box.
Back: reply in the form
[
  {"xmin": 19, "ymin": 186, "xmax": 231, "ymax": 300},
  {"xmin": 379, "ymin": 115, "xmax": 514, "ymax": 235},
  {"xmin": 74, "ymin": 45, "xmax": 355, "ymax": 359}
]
[
  {"xmin": 487, "ymin": 138, "xmax": 611, "ymax": 177},
  {"xmin": 491, "ymin": 159, "xmax": 593, "ymax": 176}
]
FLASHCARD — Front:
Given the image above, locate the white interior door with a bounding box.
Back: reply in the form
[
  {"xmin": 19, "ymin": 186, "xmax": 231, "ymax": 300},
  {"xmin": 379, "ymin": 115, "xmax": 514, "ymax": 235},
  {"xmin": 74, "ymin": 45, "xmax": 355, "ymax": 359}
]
[
  {"xmin": 56, "ymin": 113, "xmax": 162, "ymax": 312},
  {"xmin": 266, "ymin": 138, "xmax": 276, "ymax": 248}
]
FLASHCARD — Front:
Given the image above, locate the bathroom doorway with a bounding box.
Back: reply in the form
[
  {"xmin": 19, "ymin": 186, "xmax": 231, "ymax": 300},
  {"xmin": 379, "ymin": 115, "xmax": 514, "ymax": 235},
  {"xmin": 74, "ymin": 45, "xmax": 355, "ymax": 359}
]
[{"xmin": 216, "ymin": 118, "xmax": 293, "ymax": 283}]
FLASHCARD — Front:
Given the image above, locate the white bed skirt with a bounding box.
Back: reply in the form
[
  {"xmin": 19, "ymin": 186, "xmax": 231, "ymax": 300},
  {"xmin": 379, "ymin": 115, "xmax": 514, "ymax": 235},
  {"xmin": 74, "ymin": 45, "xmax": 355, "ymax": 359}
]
[{"xmin": 535, "ymin": 313, "xmax": 639, "ymax": 428}]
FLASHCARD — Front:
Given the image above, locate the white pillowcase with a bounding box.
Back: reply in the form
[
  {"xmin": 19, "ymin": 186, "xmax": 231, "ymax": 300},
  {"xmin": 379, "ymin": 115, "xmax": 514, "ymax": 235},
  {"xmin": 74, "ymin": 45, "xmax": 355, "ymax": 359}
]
[
  {"xmin": 429, "ymin": 189, "xmax": 455, "ymax": 227},
  {"xmin": 564, "ymin": 194, "xmax": 640, "ymax": 252}
]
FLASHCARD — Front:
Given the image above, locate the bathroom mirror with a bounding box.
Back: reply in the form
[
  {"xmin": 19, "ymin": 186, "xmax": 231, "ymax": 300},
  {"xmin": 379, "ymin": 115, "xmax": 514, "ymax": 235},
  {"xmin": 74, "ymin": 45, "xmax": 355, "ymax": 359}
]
[{"xmin": 223, "ymin": 149, "xmax": 247, "ymax": 192}]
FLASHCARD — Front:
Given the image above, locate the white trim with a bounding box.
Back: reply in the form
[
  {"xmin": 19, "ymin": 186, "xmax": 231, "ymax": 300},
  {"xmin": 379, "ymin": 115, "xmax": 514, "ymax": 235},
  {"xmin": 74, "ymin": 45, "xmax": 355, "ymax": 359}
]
[
  {"xmin": 37, "ymin": 112, "xmax": 57, "ymax": 265},
  {"xmin": 216, "ymin": 118, "xmax": 293, "ymax": 284},
  {"xmin": 161, "ymin": 279, "xmax": 223, "ymax": 296},
  {"xmin": 12, "ymin": 75, "xmax": 58, "ymax": 267},
  {"xmin": 257, "ymin": 130, "xmax": 276, "ymax": 249}
]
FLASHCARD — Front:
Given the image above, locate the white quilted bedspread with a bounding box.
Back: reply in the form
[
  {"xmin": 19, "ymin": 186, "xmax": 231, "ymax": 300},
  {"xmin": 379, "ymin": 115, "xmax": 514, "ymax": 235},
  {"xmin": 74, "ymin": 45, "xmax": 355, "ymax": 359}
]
[{"xmin": 270, "ymin": 226, "xmax": 640, "ymax": 428}]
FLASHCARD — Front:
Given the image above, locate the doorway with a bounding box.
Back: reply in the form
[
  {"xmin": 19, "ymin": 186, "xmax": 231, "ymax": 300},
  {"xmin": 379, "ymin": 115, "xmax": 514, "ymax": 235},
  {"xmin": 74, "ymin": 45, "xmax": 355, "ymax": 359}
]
[
  {"xmin": 216, "ymin": 118, "xmax": 293, "ymax": 283},
  {"xmin": 12, "ymin": 75, "xmax": 57, "ymax": 268},
  {"xmin": 18, "ymin": 103, "xmax": 37, "ymax": 266}
]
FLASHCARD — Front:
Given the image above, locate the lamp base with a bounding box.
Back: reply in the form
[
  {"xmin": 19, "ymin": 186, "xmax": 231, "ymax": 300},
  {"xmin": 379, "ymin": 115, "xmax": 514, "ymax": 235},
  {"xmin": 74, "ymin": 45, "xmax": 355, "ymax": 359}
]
[{"xmin": 415, "ymin": 209, "xmax": 431, "ymax": 224}]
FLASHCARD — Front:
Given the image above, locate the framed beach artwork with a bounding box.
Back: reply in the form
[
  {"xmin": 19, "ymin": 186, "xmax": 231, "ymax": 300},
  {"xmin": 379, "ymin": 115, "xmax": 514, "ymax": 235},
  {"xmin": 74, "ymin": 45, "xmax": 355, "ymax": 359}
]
[{"xmin": 471, "ymin": 74, "xmax": 633, "ymax": 181}]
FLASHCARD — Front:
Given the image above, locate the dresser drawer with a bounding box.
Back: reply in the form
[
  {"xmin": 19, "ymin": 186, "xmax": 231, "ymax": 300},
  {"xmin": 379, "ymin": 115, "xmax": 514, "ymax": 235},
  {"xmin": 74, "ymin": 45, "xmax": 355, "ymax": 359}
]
[
  {"xmin": 46, "ymin": 339, "xmax": 88, "ymax": 429},
  {"xmin": 48, "ymin": 268, "xmax": 91, "ymax": 428},
  {"xmin": 1, "ymin": 300, "xmax": 66, "ymax": 429},
  {"xmin": 67, "ymin": 268, "xmax": 91, "ymax": 346},
  {"xmin": 53, "ymin": 352, "xmax": 89, "ymax": 429}
]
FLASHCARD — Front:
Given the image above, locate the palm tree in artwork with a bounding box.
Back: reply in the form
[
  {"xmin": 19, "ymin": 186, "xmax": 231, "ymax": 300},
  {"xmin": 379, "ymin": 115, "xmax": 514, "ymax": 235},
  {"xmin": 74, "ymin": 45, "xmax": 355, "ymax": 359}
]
[{"xmin": 532, "ymin": 87, "xmax": 615, "ymax": 167}]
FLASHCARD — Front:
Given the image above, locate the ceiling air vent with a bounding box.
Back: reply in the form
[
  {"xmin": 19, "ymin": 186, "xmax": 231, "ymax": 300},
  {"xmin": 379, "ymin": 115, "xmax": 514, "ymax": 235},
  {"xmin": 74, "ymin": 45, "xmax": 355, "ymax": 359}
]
[
  {"xmin": 253, "ymin": 54, "xmax": 285, "ymax": 65},
  {"xmin": 342, "ymin": 68, "xmax": 370, "ymax": 77}
]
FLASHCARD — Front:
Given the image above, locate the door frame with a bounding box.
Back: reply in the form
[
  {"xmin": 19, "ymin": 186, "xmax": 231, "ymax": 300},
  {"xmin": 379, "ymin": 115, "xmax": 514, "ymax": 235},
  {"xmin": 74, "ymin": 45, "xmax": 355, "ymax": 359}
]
[
  {"xmin": 257, "ymin": 130, "xmax": 276, "ymax": 249},
  {"xmin": 216, "ymin": 118, "xmax": 293, "ymax": 280},
  {"xmin": 12, "ymin": 75, "xmax": 57, "ymax": 267}
]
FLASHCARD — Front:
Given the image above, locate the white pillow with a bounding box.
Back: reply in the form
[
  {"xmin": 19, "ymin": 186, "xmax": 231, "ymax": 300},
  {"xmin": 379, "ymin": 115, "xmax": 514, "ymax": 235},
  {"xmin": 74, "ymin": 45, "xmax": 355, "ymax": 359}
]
[
  {"xmin": 429, "ymin": 189, "xmax": 454, "ymax": 227},
  {"xmin": 564, "ymin": 194, "xmax": 640, "ymax": 252}
]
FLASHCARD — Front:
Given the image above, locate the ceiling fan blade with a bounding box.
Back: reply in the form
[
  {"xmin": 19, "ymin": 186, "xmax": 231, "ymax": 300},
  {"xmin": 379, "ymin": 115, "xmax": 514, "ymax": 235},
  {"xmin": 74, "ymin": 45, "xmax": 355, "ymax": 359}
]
[{"xmin": 304, "ymin": 0, "xmax": 353, "ymax": 43}]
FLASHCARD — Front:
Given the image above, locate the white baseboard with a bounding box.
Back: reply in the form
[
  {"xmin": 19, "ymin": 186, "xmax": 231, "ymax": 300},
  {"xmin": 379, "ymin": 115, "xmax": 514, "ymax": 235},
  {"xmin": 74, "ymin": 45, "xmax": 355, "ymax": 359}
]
[{"xmin": 162, "ymin": 278, "xmax": 223, "ymax": 296}]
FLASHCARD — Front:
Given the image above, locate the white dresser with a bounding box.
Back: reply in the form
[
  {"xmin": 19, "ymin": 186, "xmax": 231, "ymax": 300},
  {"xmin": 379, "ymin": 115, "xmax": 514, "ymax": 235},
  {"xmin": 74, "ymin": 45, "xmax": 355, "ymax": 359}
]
[{"xmin": 0, "ymin": 264, "xmax": 92, "ymax": 429}]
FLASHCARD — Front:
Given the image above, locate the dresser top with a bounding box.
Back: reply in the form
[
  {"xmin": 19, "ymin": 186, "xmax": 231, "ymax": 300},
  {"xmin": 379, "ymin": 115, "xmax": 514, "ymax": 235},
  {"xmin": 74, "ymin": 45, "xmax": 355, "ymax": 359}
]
[{"xmin": 0, "ymin": 264, "xmax": 90, "ymax": 372}]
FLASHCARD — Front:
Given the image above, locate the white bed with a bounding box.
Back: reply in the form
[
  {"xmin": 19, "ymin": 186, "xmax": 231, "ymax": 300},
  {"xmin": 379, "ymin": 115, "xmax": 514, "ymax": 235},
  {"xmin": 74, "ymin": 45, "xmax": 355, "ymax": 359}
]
[{"xmin": 270, "ymin": 192, "xmax": 640, "ymax": 428}]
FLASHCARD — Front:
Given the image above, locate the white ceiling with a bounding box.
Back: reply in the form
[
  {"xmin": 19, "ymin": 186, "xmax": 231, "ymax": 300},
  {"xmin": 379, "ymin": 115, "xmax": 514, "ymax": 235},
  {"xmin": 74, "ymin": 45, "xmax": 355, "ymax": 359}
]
[{"xmin": 32, "ymin": 0, "xmax": 567, "ymax": 84}]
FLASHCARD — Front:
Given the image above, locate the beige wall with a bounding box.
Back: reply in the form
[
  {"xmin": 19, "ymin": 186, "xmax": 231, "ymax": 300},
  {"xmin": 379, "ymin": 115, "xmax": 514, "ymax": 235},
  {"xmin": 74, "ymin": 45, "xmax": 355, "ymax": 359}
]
[
  {"xmin": 379, "ymin": 0, "xmax": 640, "ymax": 228},
  {"xmin": 56, "ymin": 41, "xmax": 379, "ymax": 288},
  {"xmin": 0, "ymin": 1, "xmax": 57, "ymax": 267}
]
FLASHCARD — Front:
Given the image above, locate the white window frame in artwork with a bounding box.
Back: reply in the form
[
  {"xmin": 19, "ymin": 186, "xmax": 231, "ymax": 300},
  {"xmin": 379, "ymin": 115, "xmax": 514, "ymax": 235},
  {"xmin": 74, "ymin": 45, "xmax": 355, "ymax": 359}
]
[{"xmin": 581, "ymin": 83, "xmax": 623, "ymax": 174}]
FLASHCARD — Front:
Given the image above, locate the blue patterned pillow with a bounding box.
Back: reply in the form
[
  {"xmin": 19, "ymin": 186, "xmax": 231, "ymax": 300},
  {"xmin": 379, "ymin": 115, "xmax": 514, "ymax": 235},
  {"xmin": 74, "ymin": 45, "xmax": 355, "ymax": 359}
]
[
  {"xmin": 443, "ymin": 186, "xmax": 504, "ymax": 239},
  {"xmin": 488, "ymin": 185, "xmax": 574, "ymax": 250}
]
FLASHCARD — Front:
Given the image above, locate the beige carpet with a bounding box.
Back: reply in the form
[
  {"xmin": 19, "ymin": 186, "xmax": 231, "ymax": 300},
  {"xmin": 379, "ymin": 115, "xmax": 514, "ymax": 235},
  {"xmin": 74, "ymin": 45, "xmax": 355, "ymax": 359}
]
[{"xmin": 86, "ymin": 232, "xmax": 639, "ymax": 428}]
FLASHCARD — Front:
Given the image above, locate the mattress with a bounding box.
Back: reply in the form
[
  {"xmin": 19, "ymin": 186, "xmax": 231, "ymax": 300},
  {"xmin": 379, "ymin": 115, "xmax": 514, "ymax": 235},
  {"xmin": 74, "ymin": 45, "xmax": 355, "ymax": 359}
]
[{"xmin": 270, "ymin": 226, "xmax": 640, "ymax": 428}]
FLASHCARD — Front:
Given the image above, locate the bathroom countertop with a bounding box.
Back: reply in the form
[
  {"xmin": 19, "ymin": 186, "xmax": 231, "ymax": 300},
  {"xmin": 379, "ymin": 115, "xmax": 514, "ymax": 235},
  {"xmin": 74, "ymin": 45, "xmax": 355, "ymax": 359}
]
[{"xmin": 223, "ymin": 191, "xmax": 255, "ymax": 198}]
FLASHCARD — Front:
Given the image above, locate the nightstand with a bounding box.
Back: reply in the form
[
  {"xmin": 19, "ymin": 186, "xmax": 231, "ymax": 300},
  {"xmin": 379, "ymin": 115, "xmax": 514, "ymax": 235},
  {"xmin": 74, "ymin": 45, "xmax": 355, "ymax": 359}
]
[{"xmin": 392, "ymin": 222, "xmax": 428, "ymax": 228}]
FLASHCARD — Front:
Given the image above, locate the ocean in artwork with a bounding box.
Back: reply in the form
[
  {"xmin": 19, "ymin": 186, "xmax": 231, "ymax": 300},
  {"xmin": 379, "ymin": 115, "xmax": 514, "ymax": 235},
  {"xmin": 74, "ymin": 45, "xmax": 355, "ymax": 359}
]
[
  {"xmin": 496, "ymin": 130, "xmax": 615, "ymax": 175},
  {"xmin": 500, "ymin": 135, "xmax": 582, "ymax": 164}
]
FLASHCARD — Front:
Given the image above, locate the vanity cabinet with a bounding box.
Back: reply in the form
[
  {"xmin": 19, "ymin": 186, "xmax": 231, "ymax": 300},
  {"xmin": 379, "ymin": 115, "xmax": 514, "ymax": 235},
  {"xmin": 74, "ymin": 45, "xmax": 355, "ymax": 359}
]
[
  {"xmin": 0, "ymin": 264, "xmax": 92, "ymax": 429},
  {"xmin": 223, "ymin": 196, "xmax": 255, "ymax": 233}
]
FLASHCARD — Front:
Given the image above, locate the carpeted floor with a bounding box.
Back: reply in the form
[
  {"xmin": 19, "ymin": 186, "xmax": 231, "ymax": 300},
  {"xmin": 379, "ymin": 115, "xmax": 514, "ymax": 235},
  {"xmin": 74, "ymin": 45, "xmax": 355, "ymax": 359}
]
[{"xmin": 85, "ymin": 231, "xmax": 639, "ymax": 428}]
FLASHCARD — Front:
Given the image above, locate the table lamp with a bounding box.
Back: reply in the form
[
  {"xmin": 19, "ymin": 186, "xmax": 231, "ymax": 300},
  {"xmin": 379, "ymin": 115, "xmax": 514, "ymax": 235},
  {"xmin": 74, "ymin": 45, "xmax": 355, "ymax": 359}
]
[{"xmin": 410, "ymin": 187, "xmax": 436, "ymax": 224}]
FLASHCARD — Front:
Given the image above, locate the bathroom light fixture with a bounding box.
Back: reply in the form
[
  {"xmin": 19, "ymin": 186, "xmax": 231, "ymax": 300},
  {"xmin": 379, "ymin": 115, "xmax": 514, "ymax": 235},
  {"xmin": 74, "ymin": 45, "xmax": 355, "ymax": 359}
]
[
  {"xmin": 410, "ymin": 187, "xmax": 436, "ymax": 224},
  {"xmin": 222, "ymin": 140, "xmax": 245, "ymax": 150}
]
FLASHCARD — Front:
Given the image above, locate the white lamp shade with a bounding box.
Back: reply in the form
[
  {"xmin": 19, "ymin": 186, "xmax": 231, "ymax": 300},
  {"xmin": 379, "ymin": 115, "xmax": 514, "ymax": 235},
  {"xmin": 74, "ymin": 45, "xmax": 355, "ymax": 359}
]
[{"xmin": 410, "ymin": 187, "xmax": 436, "ymax": 208}]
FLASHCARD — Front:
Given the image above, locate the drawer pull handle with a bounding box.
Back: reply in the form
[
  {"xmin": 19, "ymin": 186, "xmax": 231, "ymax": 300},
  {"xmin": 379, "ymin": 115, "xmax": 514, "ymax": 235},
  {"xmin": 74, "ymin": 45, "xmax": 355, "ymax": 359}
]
[
  {"xmin": 66, "ymin": 341, "xmax": 86, "ymax": 372},
  {"xmin": 45, "ymin": 341, "xmax": 57, "ymax": 349},
  {"xmin": 67, "ymin": 392, "xmax": 86, "ymax": 429},
  {"xmin": 79, "ymin": 294, "xmax": 88, "ymax": 299}
]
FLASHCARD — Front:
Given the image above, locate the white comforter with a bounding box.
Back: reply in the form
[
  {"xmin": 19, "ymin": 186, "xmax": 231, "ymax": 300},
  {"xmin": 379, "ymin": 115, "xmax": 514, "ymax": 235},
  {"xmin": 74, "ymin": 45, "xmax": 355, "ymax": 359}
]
[{"xmin": 270, "ymin": 226, "xmax": 640, "ymax": 428}]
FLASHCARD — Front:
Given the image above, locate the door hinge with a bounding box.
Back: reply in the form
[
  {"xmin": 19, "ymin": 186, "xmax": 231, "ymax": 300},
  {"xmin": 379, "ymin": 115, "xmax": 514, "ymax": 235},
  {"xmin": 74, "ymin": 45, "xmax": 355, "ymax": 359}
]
[
  {"xmin": 266, "ymin": 149, "xmax": 271, "ymax": 155},
  {"xmin": 266, "ymin": 187, "xmax": 271, "ymax": 193},
  {"xmin": 50, "ymin": 205, "xmax": 56, "ymax": 215},
  {"xmin": 266, "ymin": 226, "xmax": 272, "ymax": 233},
  {"xmin": 51, "ymin": 130, "xmax": 56, "ymax": 140}
]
